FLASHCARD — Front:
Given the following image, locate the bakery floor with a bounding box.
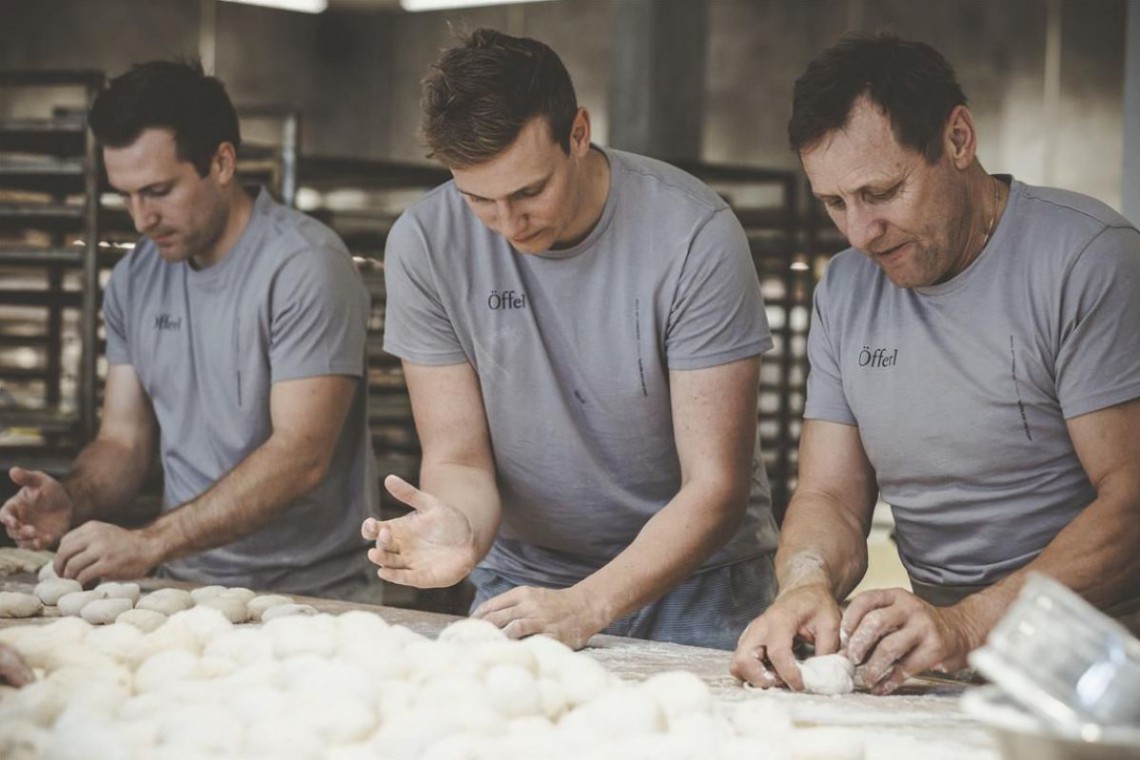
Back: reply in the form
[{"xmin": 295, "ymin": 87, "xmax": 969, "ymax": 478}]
[{"xmin": 0, "ymin": 572, "xmax": 1001, "ymax": 760}]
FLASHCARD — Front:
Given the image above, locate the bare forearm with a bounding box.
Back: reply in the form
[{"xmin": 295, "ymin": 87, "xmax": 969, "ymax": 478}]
[
  {"xmin": 954, "ymin": 492, "xmax": 1140, "ymax": 648},
  {"xmin": 141, "ymin": 435, "xmax": 326, "ymax": 561},
  {"xmin": 63, "ymin": 437, "xmax": 152, "ymax": 525},
  {"xmin": 776, "ymin": 492, "xmax": 870, "ymax": 601},
  {"xmin": 420, "ymin": 460, "xmax": 501, "ymax": 558},
  {"xmin": 575, "ymin": 481, "xmax": 745, "ymax": 624}
]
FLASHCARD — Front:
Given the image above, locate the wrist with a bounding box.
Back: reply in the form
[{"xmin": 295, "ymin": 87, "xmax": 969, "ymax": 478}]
[
  {"xmin": 568, "ymin": 579, "xmax": 618, "ymax": 634},
  {"xmin": 138, "ymin": 516, "xmax": 180, "ymax": 567}
]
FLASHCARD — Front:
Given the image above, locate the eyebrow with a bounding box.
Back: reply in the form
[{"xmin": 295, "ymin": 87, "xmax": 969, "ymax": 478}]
[
  {"xmin": 455, "ymin": 172, "xmax": 551, "ymax": 201},
  {"xmin": 114, "ymin": 180, "xmax": 173, "ymax": 196}
]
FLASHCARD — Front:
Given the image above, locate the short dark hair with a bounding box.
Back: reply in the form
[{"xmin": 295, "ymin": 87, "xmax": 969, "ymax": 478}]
[
  {"xmin": 89, "ymin": 60, "xmax": 241, "ymax": 177},
  {"xmin": 789, "ymin": 34, "xmax": 967, "ymax": 162},
  {"xmin": 420, "ymin": 28, "xmax": 578, "ymax": 168}
]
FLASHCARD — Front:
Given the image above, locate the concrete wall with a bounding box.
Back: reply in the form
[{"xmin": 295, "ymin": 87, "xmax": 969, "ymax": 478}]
[{"xmin": 0, "ymin": 0, "xmax": 1128, "ymax": 208}]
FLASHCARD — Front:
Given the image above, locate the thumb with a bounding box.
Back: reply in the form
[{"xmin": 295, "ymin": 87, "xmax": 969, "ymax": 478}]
[
  {"xmin": 9, "ymin": 467, "xmax": 45, "ymax": 489},
  {"xmin": 383, "ymin": 475, "xmax": 430, "ymax": 512}
]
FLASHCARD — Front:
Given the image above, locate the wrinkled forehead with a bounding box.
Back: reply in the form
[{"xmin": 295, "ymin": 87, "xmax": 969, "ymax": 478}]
[
  {"xmin": 799, "ymin": 103, "xmax": 920, "ymax": 196},
  {"xmin": 102, "ymin": 128, "xmax": 188, "ymax": 192}
]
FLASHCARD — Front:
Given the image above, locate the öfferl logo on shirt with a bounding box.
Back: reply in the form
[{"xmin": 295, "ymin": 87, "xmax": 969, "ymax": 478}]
[
  {"xmin": 858, "ymin": 345, "xmax": 898, "ymax": 368},
  {"xmin": 487, "ymin": 290, "xmax": 528, "ymax": 310}
]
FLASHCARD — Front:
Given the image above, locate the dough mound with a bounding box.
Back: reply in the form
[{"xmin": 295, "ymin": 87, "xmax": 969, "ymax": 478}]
[{"xmin": 797, "ymin": 653, "xmax": 856, "ymax": 695}]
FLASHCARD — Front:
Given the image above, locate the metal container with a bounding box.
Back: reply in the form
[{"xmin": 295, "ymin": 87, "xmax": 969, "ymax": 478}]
[{"xmin": 968, "ymin": 573, "xmax": 1140, "ymax": 734}]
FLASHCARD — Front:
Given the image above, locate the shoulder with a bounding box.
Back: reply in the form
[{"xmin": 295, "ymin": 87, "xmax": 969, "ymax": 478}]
[
  {"xmin": 607, "ymin": 149, "xmax": 728, "ymax": 219},
  {"xmin": 1012, "ymin": 181, "xmax": 1138, "ymax": 255}
]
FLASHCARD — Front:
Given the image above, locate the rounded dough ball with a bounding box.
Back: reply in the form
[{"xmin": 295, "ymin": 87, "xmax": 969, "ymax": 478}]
[
  {"xmin": 0, "ymin": 592, "xmax": 44, "ymax": 619},
  {"xmin": 37, "ymin": 561, "xmax": 58, "ymax": 582},
  {"xmin": 34, "ymin": 578, "xmax": 82, "ymax": 606},
  {"xmin": 483, "ymin": 663, "xmax": 542, "ymax": 719},
  {"xmin": 219, "ymin": 587, "xmax": 255, "ymax": 604},
  {"xmin": 797, "ymin": 654, "xmax": 855, "ymax": 696},
  {"xmin": 260, "ymin": 603, "xmax": 318, "ymax": 622},
  {"xmin": 79, "ymin": 597, "xmax": 134, "ymax": 625},
  {"xmin": 95, "ymin": 582, "xmax": 140, "ymax": 604},
  {"xmin": 196, "ymin": 595, "xmax": 249, "ymax": 624},
  {"xmin": 116, "ymin": 608, "xmax": 167, "ymax": 633},
  {"xmin": 638, "ymin": 670, "xmax": 714, "ymax": 725},
  {"xmin": 136, "ymin": 588, "xmax": 194, "ymax": 615},
  {"xmin": 246, "ymin": 594, "xmax": 294, "ymax": 622},
  {"xmin": 188, "ymin": 585, "xmax": 228, "ymax": 603},
  {"xmin": 56, "ymin": 589, "xmax": 107, "ymax": 617},
  {"xmin": 438, "ymin": 617, "xmax": 507, "ymax": 644}
]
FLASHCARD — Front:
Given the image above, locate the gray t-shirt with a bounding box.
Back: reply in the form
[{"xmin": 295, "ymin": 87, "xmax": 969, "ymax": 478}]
[
  {"xmin": 384, "ymin": 147, "xmax": 779, "ymax": 587},
  {"xmin": 103, "ymin": 189, "xmax": 378, "ymax": 596},
  {"xmin": 805, "ymin": 178, "xmax": 1140, "ymax": 589}
]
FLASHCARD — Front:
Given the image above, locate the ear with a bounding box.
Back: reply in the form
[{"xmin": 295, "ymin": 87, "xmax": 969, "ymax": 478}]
[
  {"xmin": 212, "ymin": 142, "xmax": 238, "ymax": 184},
  {"xmin": 569, "ymin": 107, "xmax": 591, "ymax": 157},
  {"xmin": 943, "ymin": 105, "xmax": 977, "ymax": 169}
]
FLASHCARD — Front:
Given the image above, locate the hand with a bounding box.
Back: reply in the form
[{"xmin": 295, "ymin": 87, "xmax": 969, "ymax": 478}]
[
  {"xmin": 472, "ymin": 585, "xmax": 607, "ymax": 650},
  {"xmin": 0, "ymin": 467, "xmax": 75, "ymax": 550},
  {"xmin": 55, "ymin": 521, "xmax": 162, "ymax": 585},
  {"xmin": 842, "ymin": 588, "xmax": 978, "ymax": 695},
  {"xmin": 730, "ymin": 583, "xmax": 842, "ymax": 690},
  {"xmin": 0, "ymin": 643, "xmax": 34, "ymax": 687},
  {"xmin": 361, "ymin": 475, "xmax": 481, "ymax": 588}
]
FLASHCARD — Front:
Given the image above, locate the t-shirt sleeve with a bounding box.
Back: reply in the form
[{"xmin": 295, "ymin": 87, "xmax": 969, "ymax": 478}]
[
  {"xmin": 102, "ymin": 260, "xmax": 132, "ymax": 366},
  {"xmin": 664, "ymin": 207, "xmax": 773, "ymax": 370},
  {"xmin": 803, "ymin": 270, "xmax": 857, "ymax": 425},
  {"xmin": 269, "ymin": 245, "xmax": 369, "ymax": 383},
  {"xmin": 382, "ymin": 211, "xmax": 468, "ymax": 365},
  {"xmin": 1056, "ymin": 225, "xmax": 1140, "ymax": 418}
]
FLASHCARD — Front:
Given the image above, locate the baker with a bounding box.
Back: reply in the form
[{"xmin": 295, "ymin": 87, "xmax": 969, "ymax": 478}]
[
  {"xmin": 363, "ymin": 28, "xmax": 779, "ymax": 650},
  {"xmin": 732, "ymin": 34, "xmax": 1140, "ymax": 694}
]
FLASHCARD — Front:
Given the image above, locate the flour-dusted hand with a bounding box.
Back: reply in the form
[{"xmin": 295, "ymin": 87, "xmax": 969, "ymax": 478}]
[
  {"xmin": 0, "ymin": 467, "xmax": 74, "ymax": 551},
  {"xmin": 55, "ymin": 521, "xmax": 162, "ymax": 585},
  {"xmin": 362, "ymin": 475, "xmax": 481, "ymax": 588},
  {"xmin": 842, "ymin": 587, "xmax": 979, "ymax": 695},
  {"xmin": 730, "ymin": 583, "xmax": 843, "ymax": 691},
  {"xmin": 472, "ymin": 585, "xmax": 607, "ymax": 650}
]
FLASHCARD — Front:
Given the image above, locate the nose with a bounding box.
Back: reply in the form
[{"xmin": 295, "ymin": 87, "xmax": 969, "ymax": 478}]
[
  {"xmin": 128, "ymin": 196, "xmax": 158, "ymax": 235},
  {"xmin": 844, "ymin": 203, "xmax": 887, "ymax": 252},
  {"xmin": 495, "ymin": 200, "xmax": 526, "ymax": 239}
]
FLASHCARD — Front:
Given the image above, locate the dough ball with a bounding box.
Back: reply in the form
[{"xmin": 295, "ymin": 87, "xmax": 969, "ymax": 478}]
[
  {"xmin": 85, "ymin": 622, "xmax": 146, "ymax": 665},
  {"xmin": 263, "ymin": 614, "xmax": 337, "ymax": 658},
  {"xmin": 246, "ymin": 594, "xmax": 294, "ymax": 622},
  {"xmin": 438, "ymin": 617, "xmax": 508, "ymax": 644},
  {"xmin": 135, "ymin": 649, "xmax": 201, "ymax": 693},
  {"xmin": 116, "ymin": 608, "xmax": 167, "ymax": 633},
  {"xmin": 483, "ymin": 663, "xmax": 542, "ymax": 719},
  {"xmin": 0, "ymin": 719, "xmax": 49, "ymax": 760},
  {"xmin": 0, "ymin": 592, "xmax": 43, "ymax": 619},
  {"xmin": 203, "ymin": 628, "xmax": 274, "ymax": 666},
  {"xmin": 36, "ymin": 561, "xmax": 58, "ymax": 582},
  {"xmin": 797, "ymin": 654, "xmax": 855, "ymax": 696},
  {"xmin": 56, "ymin": 589, "xmax": 107, "ymax": 618},
  {"xmin": 260, "ymin": 603, "xmax": 319, "ymax": 622},
  {"xmin": 729, "ymin": 698, "xmax": 794, "ymax": 739},
  {"xmin": 188, "ymin": 585, "xmax": 228, "ymax": 603},
  {"xmin": 219, "ymin": 587, "xmax": 256, "ymax": 604},
  {"xmin": 165, "ymin": 606, "xmax": 234, "ymax": 647},
  {"xmin": 639, "ymin": 670, "xmax": 714, "ymax": 725},
  {"xmin": 136, "ymin": 588, "xmax": 194, "ymax": 615},
  {"xmin": 196, "ymin": 595, "xmax": 249, "ymax": 624},
  {"xmin": 95, "ymin": 581, "xmax": 140, "ymax": 604},
  {"xmin": 558, "ymin": 685, "xmax": 664, "ymax": 739},
  {"xmin": 34, "ymin": 578, "xmax": 82, "ymax": 606},
  {"xmin": 79, "ymin": 597, "xmax": 134, "ymax": 625}
]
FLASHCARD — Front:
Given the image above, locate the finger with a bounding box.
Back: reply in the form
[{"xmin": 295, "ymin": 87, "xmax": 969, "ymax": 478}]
[
  {"xmin": 730, "ymin": 643, "xmax": 781, "ymax": 688},
  {"xmin": 383, "ymin": 475, "xmax": 430, "ymax": 512},
  {"xmin": 375, "ymin": 525, "xmax": 399, "ymax": 553},
  {"xmin": 841, "ymin": 588, "xmax": 892, "ymax": 638},
  {"xmin": 844, "ymin": 593, "xmax": 902, "ymax": 665},
  {"xmin": 861, "ymin": 626, "xmax": 921, "ymax": 692},
  {"xmin": 472, "ymin": 588, "xmax": 524, "ymax": 618},
  {"xmin": 61, "ymin": 545, "xmax": 100, "ymax": 583},
  {"xmin": 810, "ymin": 616, "xmax": 843, "ymax": 656},
  {"xmin": 361, "ymin": 518, "xmax": 380, "ymax": 541},
  {"xmin": 376, "ymin": 566, "xmax": 438, "ymax": 588},
  {"xmin": 502, "ymin": 617, "xmax": 542, "ymax": 640},
  {"xmin": 872, "ymin": 640, "xmax": 940, "ymax": 696},
  {"xmin": 8, "ymin": 467, "xmax": 46, "ymax": 489},
  {"xmin": 56, "ymin": 530, "xmax": 94, "ymax": 579},
  {"xmin": 766, "ymin": 641, "xmax": 805, "ymax": 691},
  {"xmin": 367, "ymin": 547, "xmax": 409, "ymax": 570}
]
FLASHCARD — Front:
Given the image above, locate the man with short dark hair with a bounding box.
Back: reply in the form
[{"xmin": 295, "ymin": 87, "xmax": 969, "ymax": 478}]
[
  {"xmin": 363, "ymin": 29, "xmax": 779, "ymax": 649},
  {"xmin": 732, "ymin": 34, "xmax": 1140, "ymax": 693},
  {"xmin": 0, "ymin": 61, "xmax": 379, "ymax": 598}
]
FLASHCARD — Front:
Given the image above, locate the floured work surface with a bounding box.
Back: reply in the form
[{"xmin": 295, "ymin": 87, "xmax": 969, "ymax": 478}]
[{"xmin": 0, "ymin": 575, "xmax": 999, "ymax": 759}]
